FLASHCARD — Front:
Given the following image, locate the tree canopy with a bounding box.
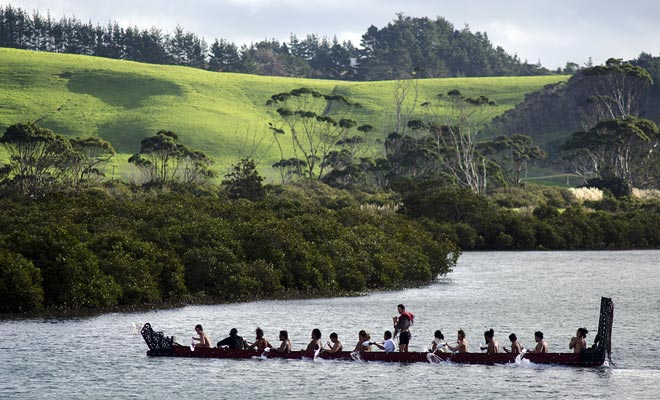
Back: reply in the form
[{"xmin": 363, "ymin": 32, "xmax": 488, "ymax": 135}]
[
  {"xmin": 0, "ymin": 5, "xmax": 554, "ymax": 81},
  {"xmin": 128, "ymin": 130, "xmax": 214, "ymax": 185}
]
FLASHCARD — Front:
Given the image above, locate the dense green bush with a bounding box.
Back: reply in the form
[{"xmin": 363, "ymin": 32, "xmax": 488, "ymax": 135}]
[
  {"xmin": 0, "ymin": 182, "xmax": 458, "ymax": 313},
  {"xmin": 399, "ymin": 180, "xmax": 660, "ymax": 251},
  {"xmin": 0, "ymin": 249, "xmax": 44, "ymax": 312}
]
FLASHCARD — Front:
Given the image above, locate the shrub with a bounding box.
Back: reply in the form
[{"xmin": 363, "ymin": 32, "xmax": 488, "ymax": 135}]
[{"xmin": 0, "ymin": 249, "xmax": 44, "ymax": 312}]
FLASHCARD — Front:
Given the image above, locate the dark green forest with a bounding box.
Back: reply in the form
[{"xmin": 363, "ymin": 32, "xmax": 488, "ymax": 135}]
[
  {"xmin": 0, "ymin": 182, "xmax": 460, "ymax": 313},
  {"xmin": 0, "ymin": 5, "xmax": 557, "ymax": 80},
  {"xmin": 4, "ymin": 170, "xmax": 660, "ymax": 314}
]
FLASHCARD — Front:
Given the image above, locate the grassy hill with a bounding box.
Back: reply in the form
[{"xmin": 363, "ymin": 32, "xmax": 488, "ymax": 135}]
[{"xmin": 0, "ymin": 48, "xmax": 568, "ymax": 181}]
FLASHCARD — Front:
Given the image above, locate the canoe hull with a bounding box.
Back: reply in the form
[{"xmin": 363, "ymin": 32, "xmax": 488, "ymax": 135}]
[{"xmin": 146, "ymin": 345, "xmax": 604, "ymax": 367}]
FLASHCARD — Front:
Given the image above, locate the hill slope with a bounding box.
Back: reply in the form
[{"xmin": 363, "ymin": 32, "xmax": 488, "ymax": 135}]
[{"xmin": 0, "ymin": 48, "xmax": 567, "ymax": 180}]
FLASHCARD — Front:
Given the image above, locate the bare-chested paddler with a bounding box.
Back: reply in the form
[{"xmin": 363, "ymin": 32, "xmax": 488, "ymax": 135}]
[
  {"xmin": 481, "ymin": 328, "xmax": 499, "ymax": 354},
  {"xmin": 569, "ymin": 327, "xmax": 588, "ymax": 353},
  {"xmin": 192, "ymin": 324, "xmax": 211, "ymax": 348},
  {"xmin": 446, "ymin": 329, "xmax": 469, "ymax": 353},
  {"xmin": 503, "ymin": 333, "xmax": 523, "ymax": 354},
  {"xmin": 527, "ymin": 331, "xmax": 548, "ymax": 353}
]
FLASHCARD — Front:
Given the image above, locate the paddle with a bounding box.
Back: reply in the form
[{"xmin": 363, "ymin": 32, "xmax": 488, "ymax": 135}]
[
  {"xmin": 348, "ymin": 340, "xmax": 374, "ymax": 361},
  {"xmin": 313, "ymin": 347, "xmax": 322, "ymax": 359},
  {"xmin": 426, "ymin": 341, "xmax": 450, "ymax": 363}
]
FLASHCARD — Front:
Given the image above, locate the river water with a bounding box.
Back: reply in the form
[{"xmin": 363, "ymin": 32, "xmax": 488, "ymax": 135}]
[{"xmin": 1, "ymin": 251, "xmax": 659, "ymax": 399}]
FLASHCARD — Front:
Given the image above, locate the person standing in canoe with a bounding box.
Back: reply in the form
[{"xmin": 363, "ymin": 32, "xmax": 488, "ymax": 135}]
[
  {"xmin": 192, "ymin": 324, "xmax": 211, "ymax": 348},
  {"xmin": 393, "ymin": 304, "xmax": 414, "ymax": 352}
]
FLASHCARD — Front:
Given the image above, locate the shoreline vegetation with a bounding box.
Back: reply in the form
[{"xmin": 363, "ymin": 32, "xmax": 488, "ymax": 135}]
[
  {"xmin": 3, "ymin": 178, "xmax": 660, "ymax": 316},
  {"xmin": 0, "ymin": 181, "xmax": 460, "ymax": 315}
]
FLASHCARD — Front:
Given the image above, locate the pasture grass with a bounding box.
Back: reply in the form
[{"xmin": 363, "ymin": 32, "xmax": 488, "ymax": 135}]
[{"xmin": 0, "ymin": 48, "xmax": 568, "ymax": 180}]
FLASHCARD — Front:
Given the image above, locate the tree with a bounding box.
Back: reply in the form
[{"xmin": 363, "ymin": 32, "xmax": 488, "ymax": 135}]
[
  {"xmin": 167, "ymin": 26, "xmax": 207, "ymax": 67},
  {"xmin": 480, "ymin": 134, "xmax": 545, "ymax": 185},
  {"xmin": 68, "ymin": 136, "xmax": 116, "ymax": 187},
  {"xmin": 579, "ymin": 58, "xmax": 653, "ymax": 127},
  {"xmin": 266, "ymin": 88, "xmax": 365, "ymax": 181},
  {"xmin": 128, "ymin": 130, "xmax": 214, "ymax": 185},
  {"xmin": 561, "ymin": 117, "xmax": 660, "ymax": 188},
  {"xmin": 392, "ymin": 77, "xmax": 419, "ymax": 135},
  {"xmin": 223, "ymin": 158, "xmax": 266, "ymax": 201},
  {"xmin": 0, "ymin": 249, "xmax": 44, "ymax": 312},
  {"xmin": 0, "ymin": 122, "xmax": 72, "ymax": 195},
  {"xmin": 208, "ymin": 38, "xmax": 241, "ymax": 72},
  {"xmin": 407, "ymin": 90, "xmax": 497, "ymax": 193}
]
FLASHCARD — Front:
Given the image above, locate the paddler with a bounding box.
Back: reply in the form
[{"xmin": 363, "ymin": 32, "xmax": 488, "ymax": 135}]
[
  {"xmin": 192, "ymin": 324, "xmax": 211, "ymax": 348},
  {"xmin": 527, "ymin": 331, "xmax": 548, "ymax": 353},
  {"xmin": 430, "ymin": 330, "xmax": 448, "ymax": 353},
  {"xmin": 270, "ymin": 330, "xmax": 292, "ymax": 353},
  {"xmin": 503, "ymin": 333, "xmax": 523, "ymax": 354},
  {"xmin": 446, "ymin": 329, "xmax": 469, "ymax": 353},
  {"xmin": 324, "ymin": 332, "xmax": 343, "ymax": 353},
  {"xmin": 480, "ymin": 328, "xmax": 499, "ymax": 354},
  {"xmin": 393, "ymin": 303, "xmax": 414, "ymax": 352},
  {"xmin": 372, "ymin": 330, "xmax": 396, "ymax": 352},
  {"xmin": 354, "ymin": 330, "xmax": 372, "ymax": 352},
  {"xmin": 569, "ymin": 327, "xmax": 588, "ymax": 353},
  {"xmin": 247, "ymin": 327, "xmax": 270, "ymax": 353},
  {"xmin": 305, "ymin": 328, "xmax": 323, "ymax": 351}
]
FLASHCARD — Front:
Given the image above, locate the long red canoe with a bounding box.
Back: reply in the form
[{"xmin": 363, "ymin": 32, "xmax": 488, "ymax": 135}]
[{"xmin": 142, "ymin": 297, "xmax": 613, "ymax": 367}]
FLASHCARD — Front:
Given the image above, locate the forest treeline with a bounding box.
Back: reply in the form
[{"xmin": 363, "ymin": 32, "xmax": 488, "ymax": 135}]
[{"xmin": 0, "ymin": 5, "xmax": 558, "ymax": 80}]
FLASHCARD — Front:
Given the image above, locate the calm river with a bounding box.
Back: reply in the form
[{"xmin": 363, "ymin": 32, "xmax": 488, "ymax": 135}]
[{"xmin": 1, "ymin": 251, "xmax": 659, "ymax": 399}]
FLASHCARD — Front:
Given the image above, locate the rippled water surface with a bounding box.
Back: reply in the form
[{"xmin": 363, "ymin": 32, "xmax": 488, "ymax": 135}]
[{"xmin": 2, "ymin": 251, "xmax": 660, "ymax": 399}]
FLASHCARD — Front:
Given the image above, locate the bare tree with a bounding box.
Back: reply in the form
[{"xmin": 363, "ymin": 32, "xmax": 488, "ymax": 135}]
[
  {"xmin": 579, "ymin": 58, "xmax": 653, "ymax": 129},
  {"xmin": 408, "ymin": 90, "xmax": 496, "ymax": 193},
  {"xmin": 393, "ymin": 77, "xmax": 419, "ymax": 135}
]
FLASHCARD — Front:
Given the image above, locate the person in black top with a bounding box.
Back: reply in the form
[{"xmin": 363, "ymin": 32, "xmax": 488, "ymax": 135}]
[{"xmin": 217, "ymin": 328, "xmax": 246, "ymax": 349}]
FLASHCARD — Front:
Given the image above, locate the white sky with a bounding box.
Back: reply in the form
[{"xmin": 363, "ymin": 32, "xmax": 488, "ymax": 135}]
[{"xmin": 5, "ymin": 0, "xmax": 660, "ymax": 69}]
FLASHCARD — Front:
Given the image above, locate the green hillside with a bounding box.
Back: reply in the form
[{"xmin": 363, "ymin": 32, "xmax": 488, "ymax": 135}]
[{"xmin": 0, "ymin": 48, "xmax": 567, "ymax": 181}]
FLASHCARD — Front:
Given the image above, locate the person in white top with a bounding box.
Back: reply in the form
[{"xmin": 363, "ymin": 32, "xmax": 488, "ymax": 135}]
[
  {"xmin": 430, "ymin": 330, "xmax": 448, "ymax": 353},
  {"xmin": 372, "ymin": 330, "xmax": 396, "ymax": 352}
]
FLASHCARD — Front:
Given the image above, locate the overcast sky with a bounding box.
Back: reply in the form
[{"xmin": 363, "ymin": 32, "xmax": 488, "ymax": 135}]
[{"xmin": 6, "ymin": 0, "xmax": 660, "ymax": 69}]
